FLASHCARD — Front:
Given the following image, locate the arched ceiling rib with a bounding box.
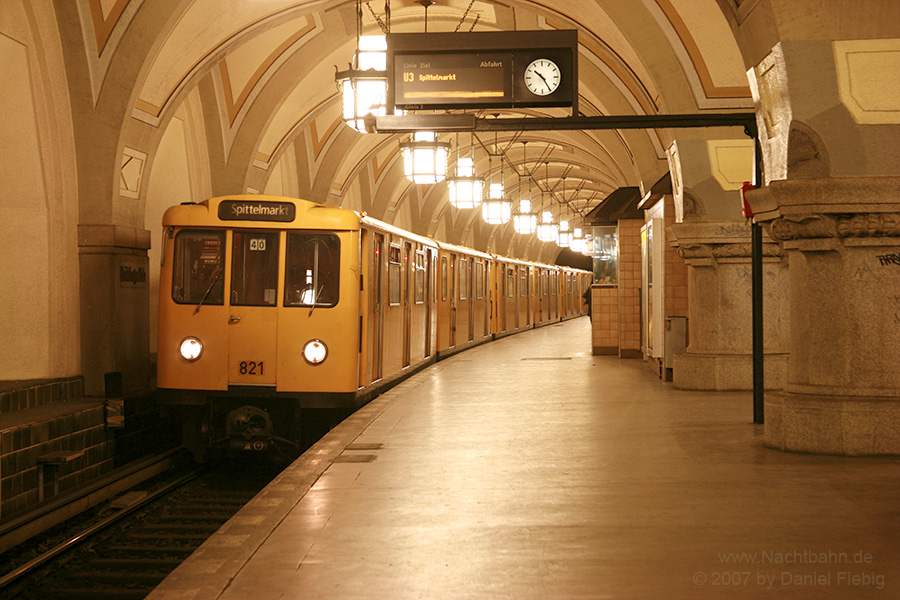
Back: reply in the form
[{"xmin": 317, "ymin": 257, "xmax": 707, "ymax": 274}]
[{"xmin": 88, "ymin": 0, "xmax": 753, "ymax": 257}]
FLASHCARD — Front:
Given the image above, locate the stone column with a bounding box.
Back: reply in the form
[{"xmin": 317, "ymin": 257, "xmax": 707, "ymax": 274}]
[
  {"xmin": 748, "ymin": 178, "xmax": 900, "ymax": 454},
  {"xmin": 79, "ymin": 225, "xmax": 151, "ymax": 397},
  {"xmin": 668, "ymin": 221, "xmax": 788, "ymax": 391}
]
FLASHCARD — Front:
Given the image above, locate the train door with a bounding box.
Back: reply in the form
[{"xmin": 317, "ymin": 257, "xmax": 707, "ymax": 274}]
[
  {"xmin": 227, "ymin": 230, "xmax": 280, "ymax": 386},
  {"xmin": 466, "ymin": 258, "xmax": 478, "ymax": 342},
  {"xmin": 424, "ymin": 248, "xmax": 433, "ymax": 358},
  {"xmin": 547, "ymin": 270, "xmax": 559, "ymax": 321},
  {"xmin": 371, "ymin": 232, "xmax": 384, "ymax": 381},
  {"xmin": 450, "ymin": 254, "xmax": 457, "ymax": 347},
  {"xmin": 403, "ymin": 241, "xmax": 412, "ymax": 368}
]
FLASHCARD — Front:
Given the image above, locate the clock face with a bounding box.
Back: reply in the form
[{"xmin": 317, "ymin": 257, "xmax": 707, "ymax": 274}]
[{"xmin": 524, "ymin": 58, "xmax": 561, "ymax": 96}]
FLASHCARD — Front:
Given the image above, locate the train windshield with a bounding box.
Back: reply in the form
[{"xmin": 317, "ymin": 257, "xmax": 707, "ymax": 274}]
[
  {"xmin": 284, "ymin": 233, "xmax": 340, "ymax": 308},
  {"xmin": 172, "ymin": 230, "xmax": 225, "ymax": 305}
]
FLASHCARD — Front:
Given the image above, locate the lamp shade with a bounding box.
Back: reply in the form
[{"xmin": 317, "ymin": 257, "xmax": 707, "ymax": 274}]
[
  {"xmin": 513, "ymin": 198, "xmax": 537, "ymax": 234},
  {"xmin": 537, "ymin": 210, "xmax": 559, "ymax": 242},
  {"xmin": 482, "ymin": 183, "xmax": 511, "ymax": 224},
  {"xmin": 335, "ymin": 36, "xmax": 388, "ymax": 133},
  {"xmin": 401, "ymin": 131, "xmax": 451, "ymax": 184},
  {"xmin": 448, "ymin": 157, "xmax": 483, "ymax": 208},
  {"xmin": 558, "ymin": 219, "xmax": 572, "ymax": 247}
]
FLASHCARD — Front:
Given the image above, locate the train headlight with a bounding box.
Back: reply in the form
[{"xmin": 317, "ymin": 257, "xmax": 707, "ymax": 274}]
[
  {"xmin": 302, "ymin": 339, "xmax": 327, "ymax": 365},
  {"xmin": 179, "ymin": 336, "xmax": 204, "ymax": 361}
]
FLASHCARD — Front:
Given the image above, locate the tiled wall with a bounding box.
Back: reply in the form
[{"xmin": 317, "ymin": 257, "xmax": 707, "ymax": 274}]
[
  {"xmin": 0, "ymin": 403, "xmax": 112, "ymax": 519},
  {"xmin": 0, "ymin": 387, "xmax": 179, "ymax": 521},
  {"xmin": 0, "ymin": 378, "xmax": 83, "ymax": 414},
  {"xmin": 618, "ymin": 219, "xmax": 643, "ymax": 357},
  {"xmin": 591, "ymin": 286, "xmax": 619, "ymax": 354},
  {"xmin": 664, "ymin": 196, "xmax": 689, "ymax": 320}
]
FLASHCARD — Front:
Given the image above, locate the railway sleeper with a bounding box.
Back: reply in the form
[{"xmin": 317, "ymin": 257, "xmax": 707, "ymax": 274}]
[
  {"xmin": 64, "ymin": 570, "xmax": 167, "ymax": 584},
  {"xmin": 137, "ymin": 522, "xmax": 224, "ymax": 532},
  {"xmin": 106, "ymin": 544, "xmax": 198, "ymax": 554},
  {"xmin": 87, "ymin": 557, "xmax": 185, "ymax": 569},
  {"xmin": 42, "ymin": 589, "xmax": 149, "ymax": 600},
  {"xmin": 128, "ymin": 531, "xmax": 210, "ymax": 541}
]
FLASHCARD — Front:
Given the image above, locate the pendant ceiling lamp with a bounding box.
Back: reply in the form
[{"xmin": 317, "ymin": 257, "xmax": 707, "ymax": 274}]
[
  {"xmin": 557, "ymin": 177, "xmax": 573, "ymax": 248},
  {"xmin": 512, "ymin": 142, "xmax": 537, "ymax": 234},
  {"xmin": 482, "ymin": 148, "xmax": 511, "ymax": 224},
  {"xmin": 536, "ymin": 162, "xmax": 559, "ymax": 242},
  {"xmin": 334, "ymin": 1, "xmax": 389, "ymax": 133},
  {"xmin": 447, "ymin": 133, "xmax": 483, "ymax": 209},
  {"xmin": 401, "ymin": 131, "xmax": 451, "ymax": 184}
]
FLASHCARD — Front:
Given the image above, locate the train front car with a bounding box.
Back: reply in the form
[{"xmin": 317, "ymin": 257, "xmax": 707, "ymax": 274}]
[{"xmin": 157, "ymin": 195, "xmax": 361, "ymax": 461}]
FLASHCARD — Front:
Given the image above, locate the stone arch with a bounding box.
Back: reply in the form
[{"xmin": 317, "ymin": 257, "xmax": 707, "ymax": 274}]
[{"xmin": 787, "ymin": 121, "xmax": 830, "ymax": 179}]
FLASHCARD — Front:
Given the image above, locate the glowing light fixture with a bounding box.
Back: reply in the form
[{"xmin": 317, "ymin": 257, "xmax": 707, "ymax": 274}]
[
  {"xmin": 401, "ymin": 131, "xmax": 451, "ymax": 184},
  {"xmin": 447, "ymin": 134, "xmax": 483, "ymax": 208},
  {"xmin": 536, "ymin": 161, "xmax": 559, "ymax": 242},
  {"xmin": 482, "ymin": 150, "xmax": 511, "ymax": 224},
  {"xmin": 512, "ymin": 143, "xmax": 537, "ymax": 234},
  {"xmin": 335, "ymin": 28, "xmax": 388, "ymax": 133},
  {"xmin": 483, "ymin": 183, "xmax": 512, "ymax": 224}
]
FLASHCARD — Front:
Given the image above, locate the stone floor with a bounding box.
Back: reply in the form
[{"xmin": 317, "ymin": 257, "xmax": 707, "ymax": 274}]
[{"xmin": 148, "ymin": 317, "xmax": 900, "ymax": 599}]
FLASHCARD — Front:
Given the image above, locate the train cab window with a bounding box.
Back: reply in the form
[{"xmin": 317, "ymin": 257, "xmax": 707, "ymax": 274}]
[
  {"xmin": 415, "ymin": 252, "xmax": 425, "ymax": 304},
  {"xmin": 458, "ymin": 258, "xmax": 468, "ymax": 300},
  {"xmin": 231, "ymin": 231, "xmax": 280, "ymax": 306},
  {"xmin": 475, "ymin": 261, "xmax": 484, "ymax": 299},
  {"xmin": 388, "ymin": 245, "xmax": 401, "ymax": 305},
  {"xmin": 172, "ymin": 230, "xmax": 225, "ymax": 305},
  {"xmin": 507, "ymin": 268, "xmax": 515, "ymax": 298},
  {"xmin": 284, "ymin": 233, "xmax": 340, "ymax": 308}
]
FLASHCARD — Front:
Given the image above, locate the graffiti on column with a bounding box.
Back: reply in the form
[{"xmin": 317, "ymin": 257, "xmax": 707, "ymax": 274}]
[{"xmin": 876, "ymin": 253, "xmax": 900, "ymax": 266}]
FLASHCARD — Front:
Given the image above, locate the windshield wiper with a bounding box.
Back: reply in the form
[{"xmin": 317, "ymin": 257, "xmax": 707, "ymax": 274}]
[
  {"xmin": 308, "ymin": 285, "xmax": 325, "ymax": 317},
  {"xmin": 194, "ymin": 269, "xmax": 222, "ymax": 314}
]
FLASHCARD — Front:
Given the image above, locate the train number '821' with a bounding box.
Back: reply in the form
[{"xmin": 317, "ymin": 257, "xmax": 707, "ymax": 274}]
[{"xmin": 240, "ymin": 361, "xmax": 264, "ymax": 375}]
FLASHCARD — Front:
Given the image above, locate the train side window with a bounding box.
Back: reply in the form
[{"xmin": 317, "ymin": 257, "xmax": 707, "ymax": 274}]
[
  {"xmin": 388, "ymin": 245, "xmax": 401, "ymax": 305},
  {"xmin": 284, "ymin": 233, "xmax": 341, "ymax": 308},
  {"xmin": 475, "ymin": 261, "xmax": 484, "ymax": 299},
  {"xmin": 542, "ymin": 270, "xmax": 549, "ymax": 295},
  {"xmin": 551, "ymin": 271, "xmax": 558, "ymax": 295},
  {"xmin": 458, "ymin": 258, "xmax": 468, "ymax": 300},
  {"xmin": 172, "ymin": 230, "xmax": 225, "ymax": 305},
  {"xmin": 232, "ymin": 231, "xmax": 280, "ymax": 306},
  {"xmin": 441, "ymin": 256, "xmax": 448, "ymax": 301},
  {"xmin": 507, "ymin": 268, "xmax": 515, "ymax": 298},
  {"xmin": 520, "ymin": 269, "xmax": 527, "ymax": 297},
  {"xmin": 415, "ymin": 251, "xmax": 425, "ymax": 304}
]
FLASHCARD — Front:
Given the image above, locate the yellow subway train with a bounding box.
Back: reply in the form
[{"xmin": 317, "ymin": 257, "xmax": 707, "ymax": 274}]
[{"xmin": 157, "ymin": 195, "xmax": 590, "ymax": 460}]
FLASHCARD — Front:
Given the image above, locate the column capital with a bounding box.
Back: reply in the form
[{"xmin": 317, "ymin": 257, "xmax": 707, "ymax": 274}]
[
  {"xmin": 668, "ymin": 221, "xmax": 782, "ymax": 260},
  {"xmin": 747, "ymin": 178, "xmax": 900, "ymax": 241}
]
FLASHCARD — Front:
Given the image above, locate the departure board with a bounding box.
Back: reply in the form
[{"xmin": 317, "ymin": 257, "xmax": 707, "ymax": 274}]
[
  {"xmin": 393, "ymin": 52, "xmax": 513, "ymax": 108},
  {"xmin": 388, "ymin": 30, "xmax": 578, "ymax": 112}
]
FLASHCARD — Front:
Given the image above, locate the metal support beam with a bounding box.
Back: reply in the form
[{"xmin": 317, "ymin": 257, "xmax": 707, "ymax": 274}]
[
  {"xmin": 369, "ymin": 113, "xmax": 757, "ymax": 136},
  {"xmin": 752, "ymin": 140, "xmax": 765, "ymax": 424}
]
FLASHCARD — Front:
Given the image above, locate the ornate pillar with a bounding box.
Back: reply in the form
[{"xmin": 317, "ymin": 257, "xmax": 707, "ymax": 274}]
[
  {"xmin": 669, "ymin": 221, "xmax": 788, "ymax": 391},
  {"xmin": 748, "ymin": 178, "xmax": 900, "ymax": 454}
]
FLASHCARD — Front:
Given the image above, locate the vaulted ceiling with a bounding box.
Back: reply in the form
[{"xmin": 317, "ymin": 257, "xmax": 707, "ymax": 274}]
[{"xmin": 82, "ymin": 0, "xmax": 754, "ymax": 261}]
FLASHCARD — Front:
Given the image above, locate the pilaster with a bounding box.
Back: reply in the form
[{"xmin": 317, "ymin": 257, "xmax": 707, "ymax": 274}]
[
  {"xmin": 668, "ymin": 221, "xmax": 788, "ymax": 390},
  {"xmin": 78, "ymin": 225, "xmax": 151, "ymax": 397},
  {"xmin": 748, "ymin": 177, "xmax": 900, "ymax": 454}
]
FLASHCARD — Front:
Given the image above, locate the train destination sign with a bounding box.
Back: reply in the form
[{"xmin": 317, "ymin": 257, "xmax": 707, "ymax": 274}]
[
  {"xmin": 388, "ymin": 30, "xmax": 577, "ymax": 112},
  {"xmin": 394, "ymin": 52, "xmax": 513, "ymax": 107},
  {"xmin": 218, "ymin": 200, "xmax": 296, "ymax": 222}
]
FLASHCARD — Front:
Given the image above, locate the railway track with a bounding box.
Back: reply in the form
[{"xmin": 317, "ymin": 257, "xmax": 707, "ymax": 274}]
[{"xmin": 0, "ymin": 455, "xmax": 282, "ymax": 600}]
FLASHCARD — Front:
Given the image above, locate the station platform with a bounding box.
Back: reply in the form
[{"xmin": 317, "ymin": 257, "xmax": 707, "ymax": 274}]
[{"xmin": 147, "ymin": 317, "xmax": 900, "ymax": 599}]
